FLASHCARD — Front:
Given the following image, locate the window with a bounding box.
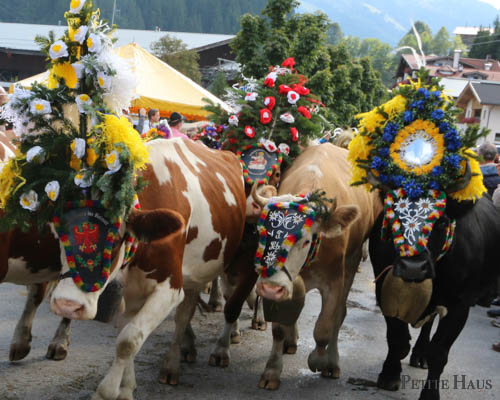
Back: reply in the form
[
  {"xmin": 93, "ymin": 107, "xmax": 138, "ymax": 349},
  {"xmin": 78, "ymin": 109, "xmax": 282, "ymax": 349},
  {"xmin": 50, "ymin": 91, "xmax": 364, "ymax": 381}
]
[
  {"xmin": 495, "ymin": 132, "xmax": 500, "ymax": 143},
  {"xmin": 475, "ymin": 109, "xmax": 482, "ymax": 118}
]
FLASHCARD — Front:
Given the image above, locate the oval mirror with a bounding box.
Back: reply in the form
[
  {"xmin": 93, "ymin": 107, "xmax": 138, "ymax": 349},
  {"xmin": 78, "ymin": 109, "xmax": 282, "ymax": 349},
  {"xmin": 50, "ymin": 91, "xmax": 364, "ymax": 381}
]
[{"xmin": 400, "ymin": 130, "xmax": 437, "ymax": 167}]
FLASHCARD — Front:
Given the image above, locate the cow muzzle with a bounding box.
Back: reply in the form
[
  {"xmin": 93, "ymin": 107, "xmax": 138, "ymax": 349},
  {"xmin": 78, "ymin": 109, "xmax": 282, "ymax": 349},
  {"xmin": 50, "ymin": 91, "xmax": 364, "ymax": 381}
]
[
  {"xmin": 51, "ymin": 298, "xmax": 87, "ymax": 320},
  {"xmin": 257, "ymin": 281, "xmax": 290, "ymax": 301},
  {"xmin": 393, "ymin": 250, "xmax": 435, "ymax": 282}
]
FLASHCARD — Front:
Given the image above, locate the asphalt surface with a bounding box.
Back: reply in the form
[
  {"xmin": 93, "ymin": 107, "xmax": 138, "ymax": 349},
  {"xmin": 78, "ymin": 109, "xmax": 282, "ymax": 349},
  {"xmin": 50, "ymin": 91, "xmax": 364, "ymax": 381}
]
[{"xmin": 0, "ymin": 259, "xmax": 498, "ymax": 400}]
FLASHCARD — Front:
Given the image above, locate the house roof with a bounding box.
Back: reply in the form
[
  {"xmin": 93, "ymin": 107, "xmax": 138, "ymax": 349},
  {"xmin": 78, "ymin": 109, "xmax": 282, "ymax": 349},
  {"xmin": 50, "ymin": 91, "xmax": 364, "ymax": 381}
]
[
  {"xmin": 402, "ymin": 54, "xmax": 500, "ymax": 72},
  {"xmin": 457, "ymin": 81, "xmax": 500, "ymax": 106},
  {"xmin": 0, "ymin": 22, "xmax": 234, "ymax": 53},
  {"xmin": 453, "ymin": 26, "xmax": 494, "ymax": 36}
]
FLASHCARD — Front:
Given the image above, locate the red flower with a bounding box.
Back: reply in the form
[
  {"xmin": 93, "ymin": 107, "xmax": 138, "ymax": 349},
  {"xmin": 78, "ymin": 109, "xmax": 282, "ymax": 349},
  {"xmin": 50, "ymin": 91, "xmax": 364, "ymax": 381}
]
[
  {"xmin": 216, "ymin": 125, "xmax": 223, "ymax": 133},
  {"xmin": 297, "ymin": 106, "xmax": 311, "ymax": 119},
  {"xmin": 260, "ymin": 108, "xmax": 272, "ymax": 124},
  {"xmin": 244, "ymin": 125, "xmax": 256, "ymax": 138},
  {"xmin": 291, "ymin": 84, "xmax": 310, "ymax": 95},
  {"xmin": 282, "ymin": 57, "xmax": 296, "ymax": 69},
  {"xmin": 290, "ymin": 127, "xmax": 299, "ymax": 142},
  {"xmin": 279, "ymin": 84, "xmax": 291, "ymax": 95},
  {"xmin": 229, "ymin": 138, "xmax": 237, "ymax": 144},
  {"xmin": 264, "ymin": 96, "xmax": 276, "ymax": 110},
  {"xmin": 264, "ymin": 77, "xmax": 275, "ymax": 88}
]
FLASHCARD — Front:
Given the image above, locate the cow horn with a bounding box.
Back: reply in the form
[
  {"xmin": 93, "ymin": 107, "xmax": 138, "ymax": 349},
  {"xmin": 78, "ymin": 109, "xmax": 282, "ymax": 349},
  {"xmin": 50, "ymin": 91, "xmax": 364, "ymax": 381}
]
[
  {"xmin": 446, "ymin": 161, "xmax": 472, "ymax": 194},
  {"xmin": 251, "ymin": 181, "xmax": 273, "ymax": 208},
  {"xmin": 366, "ymin": 170, "xmax": 391, "ymax": 192}
]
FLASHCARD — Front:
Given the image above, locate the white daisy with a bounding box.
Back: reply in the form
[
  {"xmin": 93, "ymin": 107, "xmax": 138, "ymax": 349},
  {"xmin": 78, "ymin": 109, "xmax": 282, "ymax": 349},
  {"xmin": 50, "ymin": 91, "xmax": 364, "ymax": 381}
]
[
  {"xmin": 74, "ymin": 169, "xmax": 93, "ymax": 188},
  {"xmin": 73, "ymin": 25, "xmax": 88, "ymax": 44},
  {"xmin": 45, "ymin": 181, "xmax": 60, "ymax": 201},
  {"xmin": 86, "ymin": 33, "xmax": 102, "ymax": 53},
  {"xmin": 96, "ymin": 71, "xmax": 112, "ymax": 91},
  {"xmin": 29, "ymin": 99, "xmax": 52, "ymax": 116},
  {"xmin": 26, "ymin": 146, "xmax": 45, "ymax": 163},
  {"xmin": 105, "ymin": 150, "xmax": 122, "ymax": 173},
  {"xmin": 71, "ymin": 138, "xmax": 86, "ymax": 159},
  {"xmin": 69, "ymin": 0, "xmax": 86, "ymax": 13},
  {"xmin": 19, "ymin": 190, "xmax": 39, "ymax": 211},
  {"xmin": 75, "ymin": 94, "xmax": 92, "ymax": 113},
  {"xmin": 49, "ymin": 41, "xmax": 69, "ymax": 60}
]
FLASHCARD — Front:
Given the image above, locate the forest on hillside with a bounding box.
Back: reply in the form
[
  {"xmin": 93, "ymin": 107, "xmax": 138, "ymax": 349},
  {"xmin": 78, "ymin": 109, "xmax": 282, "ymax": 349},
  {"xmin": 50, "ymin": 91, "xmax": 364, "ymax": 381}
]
[{"xmin": 0, "ymin": 0, "xmax": 268, "ymax": 33}]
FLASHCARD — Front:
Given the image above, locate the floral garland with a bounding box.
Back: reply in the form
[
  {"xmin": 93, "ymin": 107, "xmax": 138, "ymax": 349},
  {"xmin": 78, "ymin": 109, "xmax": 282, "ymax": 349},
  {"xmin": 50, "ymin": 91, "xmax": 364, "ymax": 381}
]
[
  {"xmin": 347, "ymin": 70, "xmax": 487, "ymax": 202},
  {"xmin": 192, "ymin": 124, "xmax": 223, "ymax": 149},
  {"xmin": 255, "ymin": 200, "xmax": 317, "ymax": 278},
  {"xmin": 237, "ymin": 143, "xmax": 283, "ymax": 185}
]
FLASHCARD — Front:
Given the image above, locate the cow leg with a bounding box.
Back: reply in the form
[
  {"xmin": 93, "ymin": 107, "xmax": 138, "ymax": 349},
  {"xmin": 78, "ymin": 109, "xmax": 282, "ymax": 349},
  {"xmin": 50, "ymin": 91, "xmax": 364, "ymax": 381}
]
[
  {"xmin": 160, "ymin": 288, "xmax": 198, "ymax": 385},
  {"xmin": 418, "ymin": 305, "xmax": 469, "ymax": 400},
  {"xmin": 410, "ymin": 315, "xmax": 436, "ymax": 369},
  {"xmin": 283, "ymin": 321, "xmax": 298, "ymax": 354},
  {"xmin": 181, "ymin": 322, "xmax": 197, "ymax": 362},
  {"xmin": 219, "ymin": 275, "xmax": 242, "ymax": 344},
  {"xmin": 377, "ymin": 316, "xmax": 411, "ymax": 391},
  {"xmin": 9, "ymin": 283, "xmax": 46, "ymax": 361},
  {"xmin": 46, "ymin": 317, "xmax": 71, "ymax": 360},
  {"xmin": 92, "ymin": 280, "xmax": 184, "ymax": 400},
  {"xmin": 251, "ymin": 295, "xmax": 267, "ymax": 331},
  {"xmin": 207, "ymin": 277, "xmax": 222, "ymax": 312}
]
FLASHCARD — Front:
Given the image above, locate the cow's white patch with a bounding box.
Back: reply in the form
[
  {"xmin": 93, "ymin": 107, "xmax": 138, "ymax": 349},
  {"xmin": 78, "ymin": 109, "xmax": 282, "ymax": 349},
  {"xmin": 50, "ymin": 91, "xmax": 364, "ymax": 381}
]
[
  {"xmin": 216, "ymin": 172, "xmax": 237, "ymax": 206},
  {"xmin": 5, "ymin": 257, "xmax": 59, "ymax": 284},
  {"xmin": 306, "ymin": 164, "xmax": 323, "ymax": 178}
]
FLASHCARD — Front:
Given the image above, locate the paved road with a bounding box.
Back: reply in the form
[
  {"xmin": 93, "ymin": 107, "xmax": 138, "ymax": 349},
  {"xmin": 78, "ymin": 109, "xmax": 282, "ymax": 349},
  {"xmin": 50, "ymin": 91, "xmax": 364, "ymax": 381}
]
[{"xmin": 0, "ymin": 259, "xmax": 498, "ymax": 400}]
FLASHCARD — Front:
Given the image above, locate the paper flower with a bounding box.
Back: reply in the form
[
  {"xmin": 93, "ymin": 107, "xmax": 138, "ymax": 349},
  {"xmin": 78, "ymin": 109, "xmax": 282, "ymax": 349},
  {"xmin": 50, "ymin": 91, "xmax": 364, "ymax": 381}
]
[
  {"xmin": 280, "ymin": 113, "xmax": 295, "ymax": 124},
  {"xmin": 244, "ymin": 126, "xmax": 256, "ymax": 138},
  {"xmin": 74, "ymin": 169, "xmax": 93, "ymax": 188},
  {"xmin": 86, "ymin": 147, "xmax": 98, "ymax": 166},
  {"xmin": 279, "ymin": 85, "xmax": 291, "ymax": 95},
  {"xmin": 278, "ymin": 143, "xmax": 290, "ymax": 155},
  {"xmin": 260, "ymin": 108, "xmax": 272, "ymax": 125},
  {"xmin": 26, "ymin": 146, "xmax": 45, "ymax": 163},
  {"xmin": 49, "ymin": 40, "xmax": 69, "ymax": 60},
  {"xmin": 19, "ymin": 190, "xmax": 39, "ymax": 211},
  {"xmin": 29, "ymin": 99, "xmax": 52, "ymax": 115},
  {"xmin": 264, "ymin": 72, "xmax": 277, "ymax": 88},
  {"xmin": 45, "ymin": 181, "xmax": 60, "ymax": 201},
  {"xmin": 262, "ymin": 140, "xmax": 277, "ymax": 153},
  {"xmin": 291, "ymin": 84, "xmax": 310, "ymax": 95},
  {"xmin": 72, "ymin": 62, "xmax": 84, "ymax": 80},
  {"xmin": 291, "ymin": 127, "xmax": 299, "ymax": 142},
  {"xmin": 287, "ymin": 91, "xmax": 300, "ymax": 105},
  {"xmin": 71, "ymin": 138, "xmax": 86, "ymax": 159},
  {"xmin": 245, "ymin": 92, "xmax": 258, "ymax": 101},
  {"xmin": 73, "ymin": 26, "xmax": 88, "ymax": 44},
  {"xmin": 264, "ymin": 96, "xmax": 276, "ymax": 110},
  {"xmin": 105, "ymin": 150, "xmax": 122, "ymax": 173},
  {"xmin": 228, "ymin": 115, "xmax": 239, "ymax": 126},
  {"xmin": 75, "ymin": 94, "xmax": 92, "ymax": 113},
  {"xmin": 282, "ymin": 57, "xmax": 296, "ymax": 70},
  {"xmin": 87, "ymin": 33, "xmax": 102, "ymax": 53},
  {"xmin": 97, "ymin": 71, "xmax": 112, "ymax": 91},
  {"xmin": 70, "ymin": 0, "xmax": 86, "ymax": 13},
  {"xmin": 297, "ymin": 106, "xmax": 311, "ymax": 119}
]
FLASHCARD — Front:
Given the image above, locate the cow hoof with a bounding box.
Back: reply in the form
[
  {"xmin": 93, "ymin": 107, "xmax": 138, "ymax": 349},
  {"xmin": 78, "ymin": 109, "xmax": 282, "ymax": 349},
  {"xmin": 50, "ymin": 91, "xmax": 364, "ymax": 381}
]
[
  {"xmin": 377, "ymin": 374, "xmax": 401, "ymax": 391},
  {"xmin": 321, "ymin": 366, "xmax": 340, "ymax": 379},
  {"xmin": 180, "ymin": 348, "xmax": 197, "ymax": 363},
  {"xmin": 46, "ymin": 342, "xmax": 68, "ymax": 361},
  {"xmin": 230, "ymin": 331, "xmax": 241, "ymax": 344},
  {"xmin": 159, "ymin": 369, "xmax": 180, "ymax": 386},
  {"xmin": 410, "ymin": 353, "xmax": 428, "ymax": 369},
  {"xmin": 418, "ymin": 388, "xmax": 440, "ymax": 400},
  {"xmin": 258, "ymin": 374, "xmax": 281, "ymax": 390},
  {"xmin": 208, "ymin": 352, "xmax": 230, "ymax": 368},
  {"xmin": 283, "ymin": 343, "xmax": 297, "ymax": 354},
  {"xmin": 9, "ymin": 342, "xmax": 31, "ymax": 361},
  {"xmin": 251, "ymin": 320, "xmax": 267, "ymax": 331}
]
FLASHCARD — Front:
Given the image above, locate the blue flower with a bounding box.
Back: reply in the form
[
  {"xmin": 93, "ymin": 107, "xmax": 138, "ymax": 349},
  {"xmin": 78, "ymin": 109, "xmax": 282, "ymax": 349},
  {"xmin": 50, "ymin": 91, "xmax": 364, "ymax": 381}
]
[
  {"xmin": 439, "ymin": 122, "xmax": 450, "ymax": 133},
  {"xmin": 379, "ymin": 147, "xmax": 390, "ymax": 157},
  {"xmin": 379, "ymin": 174, "xmax": 390, "ymax": 184},
  {"xmin": 403, "ymin": 110, "xmax": 414, "ymax": 124},
  {"xmin": 418, "ymin": 88, "xmax": 430, "ymax": 99},
  {"xmin": 431, "ymin": 109, "xmax": 445, "ymax": 120},
  {"xmin": 445, "ymin": 129, "xmax": 462, "ymax": 151},
  {"xmin": 432, "ymin": 166, "xmax": 443, "ymax": 176},
  {"xmin": 429, "ymin": 181, "xmax": 440, "ymax": 190},
  {"xmin": 445, "ymin": 154, "xmax": 461, "ymax": 169},
  {"xmin": 432, "ymin": 90, "xmax": 441, "ymax": 98},
  {"xmin": 404, "ymin": 179, "xmax": 424, "ymax": 199},
  {"xmin": 371, "ymin": 156, "xmax": 386, "ymax": 170},
  {"xmin": 382, "ymin": 122, "xmax": 399, "ymax": 142},
  {"xmin": 410, "ymin": 100, "xmax": 425, "ymax": 110},
  {"xmin": 392, "ymin": 175, "xmax": 405, "ymax": 187}
]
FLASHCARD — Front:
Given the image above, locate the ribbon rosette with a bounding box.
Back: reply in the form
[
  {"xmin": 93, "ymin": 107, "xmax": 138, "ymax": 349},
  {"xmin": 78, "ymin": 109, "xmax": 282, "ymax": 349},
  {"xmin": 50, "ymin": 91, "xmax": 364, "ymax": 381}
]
[
  {"xmin": 228, "ymin": 115, "xmax": 239, "ymax": 126},
  {"xmin": 280, "ymin": 113, "xmax": 295, "ymax": 124},
  {"xmin": 287, "ymin": 91, "xmax": 300, "ymax": 105},
  {"xmin": 278, "ymin": 143, "xmax": 290, "ymax": 155},
  {"xmin": 297, "ymin": 106, "xmax": 311, "ymax": 119},
  {"xmin": 290, "ymin": 127, "xmax": 299, "ymax": 142},
  {"xmin": 244, "ymin": 126, "xmax": 256, "ymax": 138},
  {"xmin": 260, "ymin": 108, "xmax": 272, "ymax": 125},
  {"xmin": 245, "ymin": 92, "xmax": 258, "ymax": 101},
  {"xmin": 264, "ymin": 96, "xmax": 276, "ymax": 110}
]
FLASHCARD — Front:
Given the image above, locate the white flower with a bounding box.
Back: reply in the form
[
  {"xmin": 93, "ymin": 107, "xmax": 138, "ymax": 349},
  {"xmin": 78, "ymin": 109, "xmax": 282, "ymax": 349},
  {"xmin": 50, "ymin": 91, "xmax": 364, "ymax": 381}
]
[
  {"xmin": 73, "ymin": 25, "xmax": 88, "ymax": 44},
  {"xmin": 71, "ymin": 138, "xmax": 86, "ymax": 159},
  {"xmin": 278, "ymin": 143, "xmax": 290, "ymax": 155},
  {"xmin": 96, "ymin": 71, "xmax": 112, "ymax": 91},
  {"xmin": 49, "ymin": 40, "xmax": 68, "ymax": 60},
  {"xmin": 74, "ymin": 169, "xmax": 93, "ymax": 188},
  {"xmin": 245, "ymin": 92, "xmax": 258, "ymax": 101},
  {"xmin": 69, "ymin": 0, "xmax": 86, "ymax": 13},
  {"xmin": 26, "ymin": 146, "xmax": 45, "ymax": 163},
  {"xmin": 105, "ymin": 150, "xmax": 122, "ymax": 173},
  {"xmin": 45, "ymin": 181, "xmax": 60, "ymax": 201},
  {"xmin": 29, "ymin": 99, "xmax": 52, "ymax": 116},
  {"xmin": 280, "ymin": 113, "xmax": 295, "ymax": 124},
  {"xmin": 72, "ymin": 62, "xmax": 84, "ymax": 81},
  {"xmin": 287, "ymin": 90, "xmax": 300, "ymax": 105},
  {"xmin": 228, "ymin": 115, "xmax": 239, "ymax": 126},
  {"xmin": 87, "ymin": 33, "xmax": 102, "ymax": 53},
  {"xmin": 262, "ymin": 140, "xmax": 277, "ymax": 153},
  {"xmin": 75, "ymin": 94, "xmax": 92, "ymax": 113},
  {"xmin": 19, "ymin": 190, "xmax": 39, "ymax": 211}
]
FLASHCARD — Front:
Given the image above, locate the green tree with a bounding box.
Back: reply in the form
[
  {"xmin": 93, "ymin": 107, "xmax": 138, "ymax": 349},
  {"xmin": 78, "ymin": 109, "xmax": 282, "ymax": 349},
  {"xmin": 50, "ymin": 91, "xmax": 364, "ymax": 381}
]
[
  {"xmin": 208, "ymin": 70, "xmax": 229, "ymax": 98},
  {"xmin": 397, "ymin": 21, "xmax": 433, "ymax": 55},
  {"xmin": 150, "ymin": 34, "xmax": 202, "ymax": 83},
  {"xmin": 430, "ymin": 27, "xmax": 451, "ymax": 55},
  {"xmin": 327, "ymin": 22, "xmax": 343, "ymax": 46},
  {"xmin": 469, "ymin": 30, "xmax": 492, "ymax": 59}
]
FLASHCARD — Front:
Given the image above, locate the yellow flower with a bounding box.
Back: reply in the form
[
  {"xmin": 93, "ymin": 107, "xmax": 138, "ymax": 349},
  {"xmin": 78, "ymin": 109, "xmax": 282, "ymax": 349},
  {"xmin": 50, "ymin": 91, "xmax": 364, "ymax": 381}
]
[
  {"xmin": 70, "ymin": 154, "xmax": 82, "ymax": 171},
  {"xmin": 450, "ymin": 151, "xmax": 487, "ymax": 202},
  {"xmin": 48, "ymin": 62, "xmax": 78, "ymax": 89},
  {"xmin": 86, "ymin": 148, "xmax": 98, "ymax": 166},
  {"xmin": 0, "ymin": 157, "xmax": 26, "ymax": 209},
  {"xmin": 347, "ymin": 132, "xmax": 373, "ymax": 188}
]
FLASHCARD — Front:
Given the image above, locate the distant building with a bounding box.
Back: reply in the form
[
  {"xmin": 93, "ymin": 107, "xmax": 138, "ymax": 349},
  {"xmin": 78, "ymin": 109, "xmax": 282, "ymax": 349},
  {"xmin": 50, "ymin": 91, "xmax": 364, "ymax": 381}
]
[
  {"xmin": 0, "ymin": 22, "xmax": 236, "ymax": 89},
  {"xmin": 453, "ymin": 26, "xmax": 494, "ymax": 46}
]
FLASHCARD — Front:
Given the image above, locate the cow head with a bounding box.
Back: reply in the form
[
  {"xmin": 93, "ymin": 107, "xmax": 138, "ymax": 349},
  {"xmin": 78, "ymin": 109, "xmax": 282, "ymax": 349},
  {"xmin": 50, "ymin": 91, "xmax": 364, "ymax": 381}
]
[
  {"xmin": 50, "ymin": 204, "xmax": 185, "ymax": 320},
  {"xmin": 253, "ymin": 187, "xmax": 359, "ymax": 301}
]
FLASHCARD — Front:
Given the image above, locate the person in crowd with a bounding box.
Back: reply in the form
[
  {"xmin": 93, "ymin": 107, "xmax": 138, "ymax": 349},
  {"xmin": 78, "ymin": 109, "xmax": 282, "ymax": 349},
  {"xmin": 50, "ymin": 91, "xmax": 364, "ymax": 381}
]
[
  {"xmin": 478, "ymin": 142, "xmax": 500, "ymax": 196},
  {"xmin": 0, "ymin": 86, "xmax": 7, "ymax": 132},
  {"xmin": 137, "ymin": 107, "xmax": 160, "ymax": 134},
  {"xmin": 168, "ymin": 112, "xmax": 189, "ymax": 139}
]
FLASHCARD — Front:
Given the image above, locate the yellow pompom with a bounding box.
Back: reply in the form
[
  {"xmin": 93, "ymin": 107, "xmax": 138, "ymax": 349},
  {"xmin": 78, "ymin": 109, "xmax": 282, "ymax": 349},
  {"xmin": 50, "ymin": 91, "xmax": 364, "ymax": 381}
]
[
  {"xmin": 48, "ymin": 62, "xmax": 78, "ymax": 89},
  {"xmin": 347, "ymin": 132, "xmax": 373, "ymax": 189},
  {"xmin": 450, "ymin": 152, "xmax": 487, "ymax": 202},
  {"xmin": 0, "ymin": 157, "xmax": 26, "ymax": 209}
]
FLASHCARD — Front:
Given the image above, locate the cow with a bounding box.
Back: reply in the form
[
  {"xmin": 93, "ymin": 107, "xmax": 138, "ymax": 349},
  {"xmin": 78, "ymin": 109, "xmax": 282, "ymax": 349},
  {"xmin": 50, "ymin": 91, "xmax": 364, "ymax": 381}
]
[
  {"xmin": 48, "ymin": 138, "xmax": 246, "ymax": 400},
  {"xmin": 210, "ymin": 143, "xmax": 382, "ymax": 389},
  {"xmin": 367, "ymin": 171, "xmax": 500, "ymax": 400}
]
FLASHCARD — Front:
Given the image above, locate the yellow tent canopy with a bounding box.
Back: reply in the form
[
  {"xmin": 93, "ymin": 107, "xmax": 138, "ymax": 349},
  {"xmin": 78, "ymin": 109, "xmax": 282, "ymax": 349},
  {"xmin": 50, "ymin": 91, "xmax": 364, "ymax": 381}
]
[{"xmin": 10, "ymin": 42, "xmax": 232, "ymax": 121}]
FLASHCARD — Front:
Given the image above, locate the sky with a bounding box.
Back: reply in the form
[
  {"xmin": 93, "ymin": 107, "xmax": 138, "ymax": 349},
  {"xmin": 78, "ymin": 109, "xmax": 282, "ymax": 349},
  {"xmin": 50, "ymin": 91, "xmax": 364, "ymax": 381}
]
[{"xmin": 479, "ymin": 0, "xmax": 500, "ymax": 9}]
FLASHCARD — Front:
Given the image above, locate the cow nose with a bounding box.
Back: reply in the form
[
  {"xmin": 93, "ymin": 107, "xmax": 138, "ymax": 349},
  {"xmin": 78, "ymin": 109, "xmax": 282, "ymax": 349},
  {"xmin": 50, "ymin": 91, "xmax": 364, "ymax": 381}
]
[
  {"xmin": 257, "ymin": 282, "xmax": 287, "ymax": 301},
  {"xmin": 51, "ymin": 298, "xmax": 86, "ymax": 319}
]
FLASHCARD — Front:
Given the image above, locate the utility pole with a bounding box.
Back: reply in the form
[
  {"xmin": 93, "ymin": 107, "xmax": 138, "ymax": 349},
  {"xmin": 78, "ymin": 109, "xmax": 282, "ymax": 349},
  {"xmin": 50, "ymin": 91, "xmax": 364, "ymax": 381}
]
[{"xmin": 111, "ymin": 0, "xmax": 117, "ymax": 25}]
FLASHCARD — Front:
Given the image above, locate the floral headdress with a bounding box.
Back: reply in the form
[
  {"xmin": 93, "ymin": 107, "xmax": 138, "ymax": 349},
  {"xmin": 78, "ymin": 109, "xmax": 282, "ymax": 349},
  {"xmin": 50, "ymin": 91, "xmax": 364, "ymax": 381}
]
[
  {"xmin": 0, "ymin": 0, "xmax": 147, "ymax": 232},
  {"xmin": 347, "ymin": 69, "xmax": 487, "ymax": 202}
]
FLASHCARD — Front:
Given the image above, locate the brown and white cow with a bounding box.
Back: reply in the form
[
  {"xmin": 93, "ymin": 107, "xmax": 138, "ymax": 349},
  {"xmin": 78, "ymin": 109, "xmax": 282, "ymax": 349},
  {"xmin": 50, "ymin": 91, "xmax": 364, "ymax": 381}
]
[
  {"xmin": 48, "ymin": 138, "xmax": 246, "ymax": 400},
  {"xmin": 211, "ymin": 143, "xmax": 382, "ymax": 389}
]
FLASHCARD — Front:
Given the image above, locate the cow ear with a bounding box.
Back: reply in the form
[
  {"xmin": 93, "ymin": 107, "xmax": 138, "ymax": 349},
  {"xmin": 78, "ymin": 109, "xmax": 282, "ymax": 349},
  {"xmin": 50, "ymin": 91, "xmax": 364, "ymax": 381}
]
[
  {"xmin": 321, "ymin": 205, "xmax": 360, "ymax": 239},
  {"xmin": 126, "ymin": 209, "xmax": 185, "ymax": 242}
]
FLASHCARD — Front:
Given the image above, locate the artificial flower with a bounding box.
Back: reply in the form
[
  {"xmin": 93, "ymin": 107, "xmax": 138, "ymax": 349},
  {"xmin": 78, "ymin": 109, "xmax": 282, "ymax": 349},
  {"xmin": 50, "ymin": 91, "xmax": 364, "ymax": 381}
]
[
  {"xmin": 278, "ymin": 143, "xmax": 290, "ymax": 155},
  {"xmin": 260, "ymin": 108, "xmax": 272, "ymax": 124},
  {"xmin": 45, "ymin": 181, "xmax": 60, "ymax": 201},
  {"xmin": 282, "ymin": 57, "xmax": 296, "ymax": 70},
  {"xmin": 70, "ymin": 155, "xmax": 82, "ymax": 171},
  {"xmin": 86, "ymin": 148, "xmax": 98, "ymax": 166},
  {"xmin": 87, "ymin": 33, "xmax": 102, "ymax": 53},
  {"xmin": 97, "ymin": 71, "xmax": 112, "ymax": 91},
  {"xmin": 74, "ymin": 169, "xmax": 93, "ymax": 188},
  {"xmin": 245, "ymin": 92, "xmax": 258, "ymax": 101},
  {"xmin": 29, "ymin": 99, "xmax": 52, "ymax": 116},
  {"xmin": 228, "ymin": 115, "xmax": 239, "ymax": 126},
  {"xmin": 71, "ymin": 138, "xmax": 86, "ymax": 159},
  {"xmin": 19, "ymin": 190, "xmax": 39, "ymax": 211},
  {"xmin": 279, "ymin": 85, "xmax": 291, "ymax": 95},
  {"xmin": 290, "ymin": 127, "xmax": 299, "ymax": 142},
  {"xmin": 287, "ymin": 91, "xmax": 300, "ymax": 105},
  {"xmin": 280, "ymin": 113, "xmax": 295, "ymax": 124},
  {"xmin": 73, "ymin": 25, "xmax": 88, "ymax": 44},
  {"xmin": 70, "ymin": 0, "xmax": 86, "ymax": 14},
  {"xmin": 105, "ymin": 150, "xmax": 122, "ymax": 173},
  {"xmin": 297, "ymin": 106, "xmax": 311, "ymax": 119},
  {"xmin": 244, "ymin": 126, "xmax": 256, "ymax": 138},
  {"xmin": 264, "ymin": 72, "xmax": 277, "ymax": 88},
  {"xmin": 71, "ymin": 62, "xmax": 84, "ymax": 79},
  {"xmin": 291, "ymin": 84, "xmax": 310, "ymax": 95},
  {"xmin": 49, "ymin": 41, "xmax": 69, "ymax": 60},
  {"xmin": 48, "ymin": 62, "xmax": 78, "ymax": 89},
  {"xmin": 26, "ymin": 146, "xmax": 45, "ymax": 163},
  {"xmin": 262, "ymin": 140, "xmax": 277, "ymax": 153},
  {"xmin": 264, "ymin": 96, "xmax": 276, "ymax": 110},
  {"xmin": 75, "ymin": 94, "xmax": 92, "ymax": 113}
]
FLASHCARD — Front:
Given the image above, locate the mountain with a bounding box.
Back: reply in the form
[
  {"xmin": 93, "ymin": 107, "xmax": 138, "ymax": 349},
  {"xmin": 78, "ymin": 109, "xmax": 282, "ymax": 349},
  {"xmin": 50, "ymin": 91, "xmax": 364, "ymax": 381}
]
[{"xmin": 299, "ymin": 0, "xmax": 500, "ymax": 45}]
